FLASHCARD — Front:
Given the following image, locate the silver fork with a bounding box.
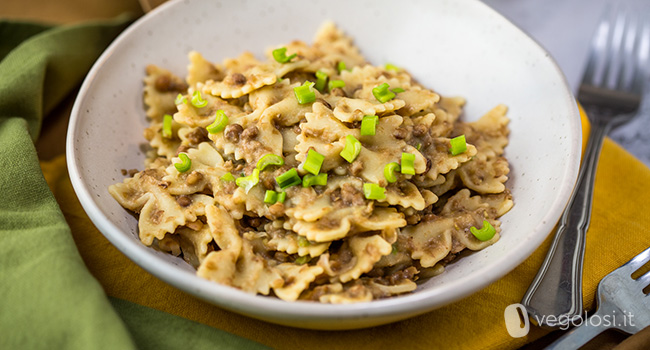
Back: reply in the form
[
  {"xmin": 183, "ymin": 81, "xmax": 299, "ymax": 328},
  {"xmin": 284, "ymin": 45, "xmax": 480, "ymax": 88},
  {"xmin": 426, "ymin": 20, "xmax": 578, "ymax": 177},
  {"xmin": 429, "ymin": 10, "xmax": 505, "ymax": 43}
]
[
  {"xmin": 522, "ymin": 6, "xmax": 648, "ymax": 328},
  {"xmin": 547, "ymin": 246, "xmax": 650, "ymax": 349}
]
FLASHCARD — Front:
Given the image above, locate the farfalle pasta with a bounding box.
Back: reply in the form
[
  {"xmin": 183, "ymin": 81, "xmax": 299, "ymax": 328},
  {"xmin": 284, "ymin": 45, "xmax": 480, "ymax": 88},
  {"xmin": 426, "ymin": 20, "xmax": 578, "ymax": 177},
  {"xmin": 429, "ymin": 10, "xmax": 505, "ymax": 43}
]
[{"xmin": 109, "ymin": 22, "xmax": 513, "ymax": 303}]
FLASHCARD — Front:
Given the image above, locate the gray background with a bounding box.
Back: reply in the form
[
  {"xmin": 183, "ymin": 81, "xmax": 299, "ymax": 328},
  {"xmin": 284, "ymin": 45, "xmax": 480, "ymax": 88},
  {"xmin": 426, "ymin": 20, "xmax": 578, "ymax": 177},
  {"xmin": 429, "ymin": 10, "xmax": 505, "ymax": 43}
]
[{"xmin": 482, "ymin": 0, "xmax": 650, "ymax": 167}]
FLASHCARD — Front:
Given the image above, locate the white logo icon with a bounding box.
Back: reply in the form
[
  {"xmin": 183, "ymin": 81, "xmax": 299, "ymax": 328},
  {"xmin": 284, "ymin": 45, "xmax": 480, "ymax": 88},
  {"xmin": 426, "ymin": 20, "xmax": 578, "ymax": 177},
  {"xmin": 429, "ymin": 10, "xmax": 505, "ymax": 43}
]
[{"xmin": 504, "ymin": 303, "xmax": 530, "ymax": 338}]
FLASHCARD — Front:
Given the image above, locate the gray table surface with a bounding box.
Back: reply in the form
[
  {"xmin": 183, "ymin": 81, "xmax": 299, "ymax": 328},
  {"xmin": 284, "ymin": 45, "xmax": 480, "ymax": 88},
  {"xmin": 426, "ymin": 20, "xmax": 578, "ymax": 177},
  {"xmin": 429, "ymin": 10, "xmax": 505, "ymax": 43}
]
[{"xmin": 482, "ymin": 0, "xmax": 650, "ymax": 167}]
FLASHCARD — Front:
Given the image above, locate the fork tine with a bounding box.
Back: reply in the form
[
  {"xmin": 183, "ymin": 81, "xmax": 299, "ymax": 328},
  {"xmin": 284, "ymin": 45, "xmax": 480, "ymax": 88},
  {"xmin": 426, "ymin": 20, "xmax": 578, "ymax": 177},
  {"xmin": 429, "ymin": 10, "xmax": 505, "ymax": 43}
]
[
  {"xmin": 601, "ymin": 9, "xmax": 626, "ymax": 88},
  {"xmin": 637, "ymin": 270, "xmax": 650, "ymax": 290},
  {"xmin": 619, "ymin": 246, "xmax": 650, "ymax": 275},
  {"xmin": 630, "ymin": 19, "xmax": 650, "ymax": 94},
  {"xmin": 615, "ymin": 11, "xmax": 637, "ymax": 90},
  {"xmin": 581, "ymin": 6, "xmax": 612, "ymax": 86}
]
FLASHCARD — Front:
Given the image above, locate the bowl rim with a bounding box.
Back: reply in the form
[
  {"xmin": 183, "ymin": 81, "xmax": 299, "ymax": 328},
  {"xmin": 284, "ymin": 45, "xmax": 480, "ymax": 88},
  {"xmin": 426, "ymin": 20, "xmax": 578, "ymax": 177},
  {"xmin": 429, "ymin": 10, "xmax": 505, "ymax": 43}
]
[{"xmin": 66, "ymin": 0, "xmax": 582, "ymax": 329}]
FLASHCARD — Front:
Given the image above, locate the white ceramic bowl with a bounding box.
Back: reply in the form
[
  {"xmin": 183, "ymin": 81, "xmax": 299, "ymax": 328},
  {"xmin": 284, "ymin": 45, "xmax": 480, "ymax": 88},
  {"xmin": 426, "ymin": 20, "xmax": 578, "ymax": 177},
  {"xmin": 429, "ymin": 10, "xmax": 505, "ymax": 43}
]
[{"xmin": 67, "ymin": 0, "xmax": 581, "ymax": 330}]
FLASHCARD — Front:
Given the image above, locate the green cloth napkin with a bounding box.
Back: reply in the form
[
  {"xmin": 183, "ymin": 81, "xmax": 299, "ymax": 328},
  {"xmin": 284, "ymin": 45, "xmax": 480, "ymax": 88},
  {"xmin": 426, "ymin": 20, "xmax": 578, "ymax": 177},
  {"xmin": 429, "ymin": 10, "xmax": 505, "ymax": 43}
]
[{"xmin": 0, "ymin": 16, "xmax": 268, "ymax": 350}]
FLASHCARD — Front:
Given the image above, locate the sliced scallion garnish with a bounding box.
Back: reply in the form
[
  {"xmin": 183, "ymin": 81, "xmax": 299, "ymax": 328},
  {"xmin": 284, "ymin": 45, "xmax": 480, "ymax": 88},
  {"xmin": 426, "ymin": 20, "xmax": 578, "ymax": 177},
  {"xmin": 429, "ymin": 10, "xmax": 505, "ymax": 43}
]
[
  {"xmin": 256, "ymin": 154, "xmax": 284, "ymax": 171},
  {"xmin": 401, "ymin": 152, "xmax": 415, "ymax": 175},
  {"xmin": 221, "ymin": 172, "xmax": 235, "ymax": 182},
  {"xmin": 235, "ymin": 169, "xmax": 259, "ymax": 193},
  {"xmin": 303, "ymin": 149, "xmax": 325, "ymax": 175},
  {"xmin": 264, "ymin": 190, "xmax": 278, "ymax": 204},
  {"xmin": 339, "ymin": 135, "xmax": 361, "ymax": 163},
  {"xmin": 276, "ymin": 168, "xmax": 301, "ymax": 189},
  {"xmin": 293, "ymin": 81, "xmax": 316, "ymax": 105},
  {"xmin": 328, "ymin": 79, "xmax": 345, "ymax": 91},
  {"xmin": 470, "ymin": 220, "xmax": 496, "ymax": 241},
  {"xmin": 174, "ymin": 153, "xmax": 192, "ymax": 173},
  {"xmin": 175, "ymin": 93, "xmax": 186, "ymax": 105},
  {"xmin": 206, "ymin": 110, "xmax": 229, "ymax": 134},
  {"xmin": 191, "ymin": 90, "xmax": 208, "ymax": 108},
  {"xmin": 162, "ymin": 114, "xmax": 173, "ymax": 138},
  {"xmin": 384, "ymin": 162, "xmax": 400, "ymax": 183},
  {"xmin": 272, "ymin": 47, "xmax": 297, "ymax": 63},
  {"xmin": 363, "ymin": 183, "xmax": 386, "ymax": 200},
  {"xmin": 360, "ymin": 115, "xmax": 378, "ymax": 136},
  {"xmin": 372, "ymin": 83, "xmax": 396, "ymax": 103},
  {"xmin": 276, "ymin": 191, "xmax": 287, "ymax": 203},
  {"xmin": 302, "ymin": 173, "xmax": 327, "ymax": 187},
  {"xmin": 315, "ymin": 70, "xmax": 328, "ymax": 92},
  {"xmin": 449, "ymin": 135, "xmax": 467, "ymax": 156}
]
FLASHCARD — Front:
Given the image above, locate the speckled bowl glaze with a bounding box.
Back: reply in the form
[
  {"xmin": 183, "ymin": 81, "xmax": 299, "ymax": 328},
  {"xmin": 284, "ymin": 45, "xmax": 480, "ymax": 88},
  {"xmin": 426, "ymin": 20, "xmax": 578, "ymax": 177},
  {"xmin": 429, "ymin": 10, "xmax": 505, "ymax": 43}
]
[{"xmin": 67, "ymin": 0, "xmax": 581, "ymax": 329}]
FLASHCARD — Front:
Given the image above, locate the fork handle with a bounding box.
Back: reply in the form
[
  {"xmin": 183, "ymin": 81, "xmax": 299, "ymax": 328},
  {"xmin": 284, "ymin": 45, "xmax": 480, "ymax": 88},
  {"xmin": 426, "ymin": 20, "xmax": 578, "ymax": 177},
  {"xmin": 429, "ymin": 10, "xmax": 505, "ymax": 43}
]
[
  {"xmin": 545, "ymin": 308, "xmax": 613, "ymax": 349},
  {"xmin": 521, "ymin": 119, "xmax": 611, "ymax": 327}
]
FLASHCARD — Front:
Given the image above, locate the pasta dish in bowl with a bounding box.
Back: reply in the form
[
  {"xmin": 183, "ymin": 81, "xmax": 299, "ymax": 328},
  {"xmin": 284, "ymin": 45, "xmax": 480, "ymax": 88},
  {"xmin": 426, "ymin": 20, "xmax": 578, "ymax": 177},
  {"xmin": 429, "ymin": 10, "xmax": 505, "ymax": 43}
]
[{"xmin": 67, "ymin": 0, "xmax": 581, "ymax": 329}]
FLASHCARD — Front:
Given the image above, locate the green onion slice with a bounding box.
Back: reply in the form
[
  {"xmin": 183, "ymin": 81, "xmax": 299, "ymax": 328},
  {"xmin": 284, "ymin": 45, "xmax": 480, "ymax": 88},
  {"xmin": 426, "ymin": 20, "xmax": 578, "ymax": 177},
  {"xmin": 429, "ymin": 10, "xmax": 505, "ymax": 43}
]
[
  {"xmin": 206, "ymin": 110, "xmax": 229, "ymax": 134},
  {"xmin": 264, "ymin": 190, "xmax": 278, "ymax": 204},
  {"xmin": 315, "ymin": 70, "xmax": 328, "ymax": 92},
  {"xmin": 302, "ymin": 173, "xmax": 327, "ymax": 187},
  {"xmin": 191, "ymin": 90, "xmax": 208, "ymax": 108},
  {"xmin": 221, "ymin": 172, "xmax": 235, "ymax": 182},
  {"xmin": 391, "ymin": 87, "xmax": 405, "ymax": 93},
  {"xmin": 303, "ymin": 149, "xmax": 325, "ymax": 175},
  {"xmin": 174, "ymin": 153, "xmax": 192, "ymax": 173},
  {"xmin": 272, "ymin": 47, "xmax": 297, "ymax": 63},
  {"xmin": 276, "ymin": 191, "xmax": 287, "ymax": 203},
  {"xmin": 416, "ymin": 143, "xmax": 422, "ymax": 151},
  {"xmin": 470, "ymin": 220, "xmax": 496, "ymax": 241},
  {"xmin": 162, "ymin": 114, "xmax": 173, "ymax": 138},
  {"xmin": 175, "ymin": 93, "xmax": 186, "ymax": 105},
  {"xmin": 363, "ymin": 183, "xmax": 386, "ymax": 200},
  {"xmin": 328, "ymin": 79, "xmax": 345, "ymax": 91},
  {"xmin": 360, "ymin": 115, "xmax": 378, "ymax": 136},
  {"xmin": 293, "ymin": 81, "xmax": 316, "ymax": 104},
  {"xmin": 339, "ymin": 135, "xmax": 361, "ymax": 163},
  {"xmin": 372, "ymin": 83, "xmax": 396, "ymax": 103},
  {"xmin": 337, "ymin": 61, "xmax": 347, "ymax": 73},
  {"xmin": 384, "ymin": 162, "xmax": 400, "ymax": 183},
  {"xmin": 401, "ymin": 153, "xmax": 415, "ymax": 175},
  {"xmin": 256, "ymin": 154, "xmax": 284, "ymax": 171},
  {"xmin": 385, "ymin": 63, "xmax": 400, "ymax": 72},
  {"xmin": 449, "ymin": 135, "xmax": 467, "ymax": 156},
  {"xmin": 235, "ymin": 169, "xmax": 259, "ymax": 193},
  {"xmin": 298, "ymin": 236, "xmax": 310, "ymax": 247},
  {"xmin": 294, "ymin": 255, "xmax": 310, "ymax": 265},
  {"xmin": 276, "ymin": 168, "xmax": 301, "ymax": 189}
]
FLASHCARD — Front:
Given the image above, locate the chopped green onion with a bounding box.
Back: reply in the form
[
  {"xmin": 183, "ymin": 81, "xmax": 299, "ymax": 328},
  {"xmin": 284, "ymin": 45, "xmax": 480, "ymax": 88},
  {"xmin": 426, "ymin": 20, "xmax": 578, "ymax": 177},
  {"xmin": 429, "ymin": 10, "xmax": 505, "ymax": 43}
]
[
  {"xmin": 384, "ymin": 162, "xmax": 400, "ymax": 183},
  {"xmin": 360, "ymin": 115, "xmax": 378, "ymax": 136},
  {"xmin": 302, "ymin": 173, "xmax": 327, "ymax": 187},
  {"xmin": 272, "ymin": 47, "xmax": 297, "ymax": 63},
  {"xmin": 221, "ymin": 172, "xmax": 235, "ymax": 182},
  {"xmin": 191, "ymin": 90, "xmax": 208, "ymax": 108},
  {"xmin": 293, "ymin": 81, "xmax": 316, "ymax": 104},
  {"xmin": 391, "ymin": 243, "xmax": 398, "ymax": 254},
  {"xmin": 256, "ymin": 154, "xmax": 284, "ymax": 171},
  {"xmin": 175, "ymin": 93, "xmax": 186, "ymax": 105},
  {"xmin": 339, "ymin": 135, "xmax": 361, "ymax": 163},
  {"xmin": 276, "ymin": 77, "xmax": 284, "ymax": 83},
  {"xmin": 298, "ymin": 236, "xmax": 310, "ymax": 247},
  {"xmin": 328, "ymin": 79, "xmax": 345, "ymax": 91},
  {"xmin": 294, "ymin": 255, "xmax": 310, "ymax": 265},
  {"xmin": 391, "ymin": 87, "xmax": 405, "ymax": 93},
  {"xmin": 276, "ymin": 168, "xmax": 301, "ymax": 189},
  {"xmin": 401, "ymin": 153, "xmax": 415, "ymax": 175},
  {"xmin": 315, "ymin": 70, "xmax": 328, "ymax": 92},
  {"xmin": 337, "ymin": 61, "xmax": 347, "ymax": 73},
  {"xmin": 363, "ymin": 183, "xmax": 386, "ymax": 200},
  {"xmin": 385, "ymin": 63, "xmax": 400, "ymax": 72},
  {"xmin": 470, "ymin": 220, "xmax": 496, "ymax": 241},
  {"xmin": 174, "ymin": 153, "xmax": 192, "ymax": 173},
  {"xmin": 264, "ymin": 190, "xmax": 278, "ymax": 204},
  {"xmin": 162, "ymin": 114, "xmax": 173, "ymax": 138},
  {"xmin": 303, "ymin": 149, "xmax": 325, "ymax": 175},
  {"xmin": 449, "ymin": 135, "xmax": 467, "ymax": 156},
  {"xmin": 235, "ymin": 169, "xmax": 259, "ymax": 193},
  {"xmin": 276, "ymin": 191, "xmax": 287, "ymax": 203},
  {"xmin": 206, "ymin": 109, "xmax": 229, "ymax": 134},
  {"xmin": 416, "ymin": 143, "xmax": 422, "ymax": 151},
  {"xmin": 372, "ymin": 83, "xmax": 396, "ymax": 103}
]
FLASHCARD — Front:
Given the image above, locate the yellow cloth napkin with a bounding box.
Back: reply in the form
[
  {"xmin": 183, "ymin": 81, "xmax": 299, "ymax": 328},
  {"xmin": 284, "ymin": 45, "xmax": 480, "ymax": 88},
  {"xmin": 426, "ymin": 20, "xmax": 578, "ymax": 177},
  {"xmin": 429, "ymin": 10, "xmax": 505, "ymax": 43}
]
[{"xmin": 40, "ymin": 109, "xmax": 650, "ymax": 349}]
